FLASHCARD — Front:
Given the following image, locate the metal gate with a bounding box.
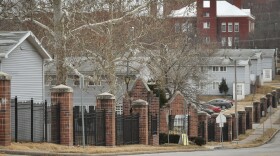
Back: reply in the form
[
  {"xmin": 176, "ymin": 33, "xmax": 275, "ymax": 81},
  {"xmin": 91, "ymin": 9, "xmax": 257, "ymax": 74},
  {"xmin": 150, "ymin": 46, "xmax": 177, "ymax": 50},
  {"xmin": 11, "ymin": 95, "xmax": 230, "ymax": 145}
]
[
  {"xmin": 116, "ymin": 114, "xmax": 139, "ymax": 145},
  {"xmin": 73, "ymin": 106, "xmax": 106, "ymax": 146},
  {"xmin": 239, "ymin": 115, "xmax": 244, "ymax": 134},
  {"xmin": 246, "ymin": 112, "xmax": 250, "ymax": 129},
  {"xmin": 260, "ymin": 103, "xmax": 264, "ymax": 117},
  {"xmin": 208, "ymin": 120, "xmax": 215, "ymax": 141},
  {"xmin": 198, "ymin": 121, "xmax": 205, "ymax": 139},
  {"xmin": 222, "ymin": 123, "xmax": 228, "ymax": 141},
  {"xmin": 254, "ymin": 106, "xmax": 258, "ymax": 123}
]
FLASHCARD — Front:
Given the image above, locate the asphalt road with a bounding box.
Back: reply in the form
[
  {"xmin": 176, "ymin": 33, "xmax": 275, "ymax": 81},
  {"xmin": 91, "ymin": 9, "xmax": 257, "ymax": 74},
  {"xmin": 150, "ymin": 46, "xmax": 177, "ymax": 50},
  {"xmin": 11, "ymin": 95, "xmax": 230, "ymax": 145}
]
[{"xmin": 124, "ymin": 131, "xmax": 280, "ymax": 156}]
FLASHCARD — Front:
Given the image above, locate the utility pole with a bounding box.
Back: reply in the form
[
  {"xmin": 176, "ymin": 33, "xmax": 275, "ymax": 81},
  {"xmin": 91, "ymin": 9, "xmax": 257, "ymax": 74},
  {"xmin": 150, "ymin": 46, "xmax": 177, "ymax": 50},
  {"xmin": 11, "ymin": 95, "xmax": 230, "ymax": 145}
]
[{"xmin": 234, "ymin": 60, "xmax": 239, "ymax": 141}]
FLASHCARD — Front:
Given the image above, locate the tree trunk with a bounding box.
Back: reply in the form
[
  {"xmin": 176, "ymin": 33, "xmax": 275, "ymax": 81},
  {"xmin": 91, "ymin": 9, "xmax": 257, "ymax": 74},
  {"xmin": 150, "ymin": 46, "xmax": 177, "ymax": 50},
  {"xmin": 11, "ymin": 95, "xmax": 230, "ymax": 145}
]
[{"xmin": 53, "ymin": 0, "xmax": 67, "ymax": 85}]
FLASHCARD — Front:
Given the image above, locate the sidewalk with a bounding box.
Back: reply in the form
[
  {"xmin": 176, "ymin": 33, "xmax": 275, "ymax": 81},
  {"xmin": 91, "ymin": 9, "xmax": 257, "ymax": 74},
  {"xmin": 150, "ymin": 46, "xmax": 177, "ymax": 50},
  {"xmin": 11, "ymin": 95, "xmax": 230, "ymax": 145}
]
[{"xmin": 238, "ymin": 106, "xmax": 280, "ymax": 144}]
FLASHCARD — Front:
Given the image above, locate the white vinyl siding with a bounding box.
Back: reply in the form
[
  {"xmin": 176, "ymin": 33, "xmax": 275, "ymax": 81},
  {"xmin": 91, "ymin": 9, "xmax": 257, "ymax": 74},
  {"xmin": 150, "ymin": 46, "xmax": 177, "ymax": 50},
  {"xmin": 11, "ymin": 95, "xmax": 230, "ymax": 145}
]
[{"xmin": 2, "ymin": 40, "xmax": 43, "ymax": 102}]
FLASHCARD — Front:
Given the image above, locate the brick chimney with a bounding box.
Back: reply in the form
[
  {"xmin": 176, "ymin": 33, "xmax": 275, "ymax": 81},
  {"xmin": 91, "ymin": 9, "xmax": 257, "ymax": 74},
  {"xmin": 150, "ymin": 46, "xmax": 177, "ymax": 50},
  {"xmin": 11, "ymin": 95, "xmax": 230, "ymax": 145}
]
[{"xmin": 233, "ymin": 0, "xmax": 242, "ymax": 9}]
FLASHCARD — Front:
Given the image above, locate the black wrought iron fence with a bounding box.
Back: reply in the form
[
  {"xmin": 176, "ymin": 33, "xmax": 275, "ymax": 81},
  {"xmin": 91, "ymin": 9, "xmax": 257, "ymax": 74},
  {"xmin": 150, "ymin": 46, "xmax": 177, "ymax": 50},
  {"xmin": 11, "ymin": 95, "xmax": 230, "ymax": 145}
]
[
  {"xmin": 116, "ymin": 114, "xmax": 139, "ymax": 145},
  {"xmin": 11, "ymin": 96, "xmax": 47, "ymax": 142},
  {"xmin": 151, "ymin": 114, "xmax": 157, "ymax": 135},
  {"xmin": 73, "ymin": 106, "xmax": 106, "ymax": 146}
]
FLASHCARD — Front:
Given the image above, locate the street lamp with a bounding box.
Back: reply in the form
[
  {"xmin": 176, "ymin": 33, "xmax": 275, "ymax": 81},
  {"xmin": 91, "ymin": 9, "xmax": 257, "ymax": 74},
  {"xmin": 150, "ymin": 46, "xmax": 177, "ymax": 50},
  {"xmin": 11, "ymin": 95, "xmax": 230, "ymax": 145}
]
[
  {"xmin": 229, "ymin": 57, "xmax": 238, "ymax": 141},
  {"xmin": 125, "ymin": 75, "xmax": 130, "ymax": 92}
]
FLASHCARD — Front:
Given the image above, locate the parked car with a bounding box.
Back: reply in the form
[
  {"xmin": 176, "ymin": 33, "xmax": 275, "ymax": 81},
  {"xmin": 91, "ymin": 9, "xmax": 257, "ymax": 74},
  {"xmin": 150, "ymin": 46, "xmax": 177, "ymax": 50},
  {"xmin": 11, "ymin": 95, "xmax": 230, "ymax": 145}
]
[
  {"xmin": 201, "ymin": 103, "xmax": 221, "ymax": 113},
  {"xmin": 207, "ymin": 99, "xmax": 232, "ymax": 109},
  {"xmin": 196, "ymin": 104, "xmax": 214, "ymax": 115}
]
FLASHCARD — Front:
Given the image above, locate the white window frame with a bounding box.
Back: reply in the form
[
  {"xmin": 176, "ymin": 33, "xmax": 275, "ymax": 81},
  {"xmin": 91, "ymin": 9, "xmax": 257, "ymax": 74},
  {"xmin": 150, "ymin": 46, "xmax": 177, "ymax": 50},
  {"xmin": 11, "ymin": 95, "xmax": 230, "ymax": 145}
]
[
  {"xmin": 234, "ymin": 22, "xmax": 239, "ymax": 32},
  {"xmin": 213, "ymin": 81, "xmax": 220, "ymax": 90},
  {"xmin": 221, "ymin": 22, "xmax": 226, "ymax": 32},
  {"xmin": 203, "ymin": 22, "xmax": 210, "ymax": 29},
  {"xmin": 263, "ymin": 69, "xmax": 272, "ymax": 82},
  {"xmin": 228, "ymin": 22, "xmax": 233, "ymax": 32}
]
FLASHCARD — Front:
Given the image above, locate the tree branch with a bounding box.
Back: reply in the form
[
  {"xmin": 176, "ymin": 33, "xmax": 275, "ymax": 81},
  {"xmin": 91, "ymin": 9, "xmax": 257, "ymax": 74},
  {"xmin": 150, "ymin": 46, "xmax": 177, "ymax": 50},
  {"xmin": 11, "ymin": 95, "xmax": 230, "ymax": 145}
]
[
  {"xmin": 22, "ymin": 18, "xmax": 55, "ymax": 37},
  {"xmin": 69, "ymin": 1, "xmax": 150, "ymax": 35}
]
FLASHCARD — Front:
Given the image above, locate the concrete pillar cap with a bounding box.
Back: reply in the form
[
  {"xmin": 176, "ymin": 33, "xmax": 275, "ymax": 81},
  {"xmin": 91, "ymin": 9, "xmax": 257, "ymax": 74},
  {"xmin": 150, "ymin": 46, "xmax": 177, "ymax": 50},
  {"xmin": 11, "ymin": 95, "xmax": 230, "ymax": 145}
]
[
  {"xmin": 245, "ymin": 106, "xmax": 253, "ymax": 109},
  {"xmin": 51, "ymin": 84, "xmax": 73, "ymax": 93},
  {"xmin": 97, "ymin": 92, "xmax": 115, "ymax": 99},
  {"xmin": 132, "ymin": 99, "xmax": 148, "ymax": 106},
  {"xmin": 198, "ymin": 111, "xmax": 207, "ymax": 115},
  {"xmin": 0, "ymin": 71, "xmax": 11, "ymax": 80},
  {"xmin": 238, "ymin": 110, "xmax": 246, "ymax": 113},
  {"xmin": 261, "ymin": 96, "xmax": 267, "ymax": 99},
  {"xmin": 267, "ymin": 93, "xmax": 272, "ymax": 96}
]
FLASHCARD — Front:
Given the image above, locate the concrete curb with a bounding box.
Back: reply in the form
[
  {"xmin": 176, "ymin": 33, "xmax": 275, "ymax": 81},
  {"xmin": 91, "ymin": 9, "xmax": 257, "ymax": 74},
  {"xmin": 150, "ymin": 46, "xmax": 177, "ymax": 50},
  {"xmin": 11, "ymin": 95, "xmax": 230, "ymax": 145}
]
[
  {"xmin": 0, "ymin": 148, "xmax": 211, "ymax": 156},
  {"xmin": 264, "ymin": 129, "xmax": 280, "ymax": 144}
]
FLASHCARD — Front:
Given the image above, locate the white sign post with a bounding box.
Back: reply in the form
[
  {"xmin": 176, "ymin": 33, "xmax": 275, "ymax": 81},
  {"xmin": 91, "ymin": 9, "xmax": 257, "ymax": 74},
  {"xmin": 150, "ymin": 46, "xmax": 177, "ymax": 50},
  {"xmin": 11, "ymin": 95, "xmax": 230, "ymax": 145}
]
[{"xmin": 216, "ymin": 113, "xmax": 227, "ymax": 147}]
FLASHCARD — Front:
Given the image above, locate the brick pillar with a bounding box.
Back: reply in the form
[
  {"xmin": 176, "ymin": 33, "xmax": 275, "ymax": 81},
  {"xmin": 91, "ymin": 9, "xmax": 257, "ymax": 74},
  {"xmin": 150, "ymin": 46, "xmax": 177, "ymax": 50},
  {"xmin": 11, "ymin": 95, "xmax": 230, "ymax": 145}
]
[
  {"xmin": 225, "ymin": 114, "xmax": 232, "ymax": 142},
  {"xmin": 0, "ymin": 72, "xmax": 11, "ymax": 146},
  {"xmin": 96, "ymin": 92, "xmax": 116, "ymax": 146},
  {"xmin": 260, "ymin": 97, "xmax": 267, "ymax": 117},
  {"xmin": 238, "ymin": 110, "xmax": 246, "ymax": 134},
  {"xmin": 51, "ymin": 84, "xmax": 73, "ymax": 146},
  {"xmin": 276, "ymin": 88, "xmax": 280, "ymax": 105},
  {"xmin": 198, "ymin": 111, "xmax": 208, "ymax": 143},
  {"xmin": 211, "ymin": 113, "xmax": 221, "ymax": 142},
  {"xmin": 231, "ymin": 113, "xmax": 237, "ymax": 140},
  {"xmin": 271, "ymin": 90, "xmax": 277, "ymax": 108},
  {"xmin": 266, "ymin": 93, "xmax": 272, "ymax": 108},
  {"xmin": 253, "ymin": 101, "xmax": 260, "ymax": 123},
  {"xmin": 245, "ymin": 106, "xmax": 253, "ymax": 129},
  {"xmin": 132, "ymin": 99, "xmax": 148, "ymax": 145}
]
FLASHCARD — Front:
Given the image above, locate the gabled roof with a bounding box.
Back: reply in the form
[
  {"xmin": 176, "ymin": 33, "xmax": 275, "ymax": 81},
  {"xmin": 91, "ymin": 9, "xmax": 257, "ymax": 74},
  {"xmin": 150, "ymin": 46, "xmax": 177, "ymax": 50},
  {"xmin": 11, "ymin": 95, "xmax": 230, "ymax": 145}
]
[
  {"xmin": 208, "ymin": 57, "xmax": 251, "ymax": 67},
  {"xmin": 169, "ymin": 0, "xmax": 255, "ymax": 20},
  {"xmin": 214, "ymin": 49, "xmax": 275, "ymax": 59},
  {"xmin": 0, "ymin": 31, "xmax": 52, "ymax": 61}
]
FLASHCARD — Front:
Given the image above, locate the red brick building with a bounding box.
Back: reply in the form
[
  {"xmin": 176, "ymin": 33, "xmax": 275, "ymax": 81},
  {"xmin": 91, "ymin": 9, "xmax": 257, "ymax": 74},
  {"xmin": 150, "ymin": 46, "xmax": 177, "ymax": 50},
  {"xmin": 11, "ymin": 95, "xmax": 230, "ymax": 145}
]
[{"xmin": 168, "ymin": 0, "xmax": 255, "ymax": 48}]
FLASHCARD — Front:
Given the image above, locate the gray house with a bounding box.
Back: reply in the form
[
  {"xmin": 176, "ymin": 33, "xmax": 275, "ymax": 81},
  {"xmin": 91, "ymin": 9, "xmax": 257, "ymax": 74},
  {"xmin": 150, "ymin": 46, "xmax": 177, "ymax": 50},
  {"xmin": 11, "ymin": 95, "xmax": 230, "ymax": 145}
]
[
  {"xmin": 0, "ymin": 31, "xmax": 52, "ymax": 102},
  {"xmin": 201, "ymin": 49, "xmax": 276, "ymax": 100}
]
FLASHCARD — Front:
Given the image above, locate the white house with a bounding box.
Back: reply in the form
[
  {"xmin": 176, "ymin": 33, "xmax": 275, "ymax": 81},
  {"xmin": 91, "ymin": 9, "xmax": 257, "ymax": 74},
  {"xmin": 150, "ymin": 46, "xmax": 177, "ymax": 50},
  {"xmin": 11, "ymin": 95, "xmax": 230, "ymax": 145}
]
[
  {"xmin": 201, "ymin": 49, "xmax": 276, "ymax": 100},
  {"xmin": 0, "ymin": 31, "xmax": 52, "ymax": 102}
]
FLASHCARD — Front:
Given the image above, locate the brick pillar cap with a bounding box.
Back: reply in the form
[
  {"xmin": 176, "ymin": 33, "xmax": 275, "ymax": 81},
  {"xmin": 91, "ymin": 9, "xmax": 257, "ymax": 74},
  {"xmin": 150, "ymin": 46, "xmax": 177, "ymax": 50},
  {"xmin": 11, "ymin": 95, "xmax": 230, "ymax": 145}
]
[
  {"xmin": 266, "ymin": 93, "xmax": 272, "ymax": 96},
  {"xmin": 253, "ymin": 101, "xmax": 260, "ymax": 104},
  {"xmin": 51, "ymin": 84, "xmax": 73, "ymax": 93},
  {"xmin": 198, "ymin": 111, "xmax": 207, "ymax": 116},
  {"xmin": 0, "ymin": 71, "xmax": 11, "ymax": 80},
  {"xmin": 97, "ymin": 92, "xmax": 115, "ymax": 99},
  {"xmin": 245, "ymin": 106, "xmax": 253, "ymax": 109},
  {"xmin": 272, "ymin": 90, "xmax": 276, "ymax": 94},
  {"xmin": 261, "ymin": 96, "xmax": 267, "ymax": 100},
  {"xmin": 238, "ymin": 110, "xmax": 246, "ymax": 113},
  {"xmin": 132, "ymin": 99, "xmax": 148, "ymax": 106}
]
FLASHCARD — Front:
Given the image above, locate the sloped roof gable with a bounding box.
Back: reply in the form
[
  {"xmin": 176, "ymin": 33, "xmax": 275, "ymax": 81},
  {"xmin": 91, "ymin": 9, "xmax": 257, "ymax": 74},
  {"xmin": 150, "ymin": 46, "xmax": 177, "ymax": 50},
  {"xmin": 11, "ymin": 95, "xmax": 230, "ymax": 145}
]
[{"xmin": 0, "ymin": 31, "xmax": 52, "ymax": 60}]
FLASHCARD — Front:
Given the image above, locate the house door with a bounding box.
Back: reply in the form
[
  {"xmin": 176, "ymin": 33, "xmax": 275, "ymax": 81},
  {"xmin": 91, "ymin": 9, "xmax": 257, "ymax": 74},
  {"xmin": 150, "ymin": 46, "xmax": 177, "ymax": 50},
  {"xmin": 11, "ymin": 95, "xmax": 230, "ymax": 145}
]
[{"xmin": 233, "ymin": 83, "xmax": 245, "ymax": 100}]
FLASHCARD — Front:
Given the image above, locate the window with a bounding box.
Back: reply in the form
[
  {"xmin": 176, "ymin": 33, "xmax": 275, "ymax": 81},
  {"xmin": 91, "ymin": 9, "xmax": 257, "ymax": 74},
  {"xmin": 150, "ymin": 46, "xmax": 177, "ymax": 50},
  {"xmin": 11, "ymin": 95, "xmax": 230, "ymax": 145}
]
[
  {"xmin": 220, "ymin": 66, "xmax": 226, "ymax": 71},
  {"xmin": 175, "ymin": 22, "xmax": 180, "ymax": 33},
  {"xmin": 234, "ymin": 37, "xmax": 239, "ymax": 48},
  {"xmin": 221, "ymin": 23, "xmax": 226, "ymax": 32},
  {"xmin": 45, "ymin": 75, "xmax": 56, "ymax": 86},
  {"xmin": 203, "ymin": 12, "xmax": 210, "ymax": 17},
  {"xmin": 234, "ymin": 22, "xmax": 239, "ymax": 32},
  {"xmin": 205, "ymin": 36, "xmax": 210, "ymax": 43},
  {"xmin": 212, "ymin": 66, "xmax": 219, "ymax": 71},
  {"xmin": 213, "ymin": 66, "xmax": 226, "ymax": 72},
  {"xmin": 73, "ymin": 75, "xmax": 80, "ymax": 86},
  {"xmin": 221, "ymin": 37, "xmax": 226, "ymax": 46},
  {"xmin": 203, "ymin": 22, "xmax": 210, "ymax": 29},
  {"xmin": 228, "ymin": 37, "xmax": 233, "ymax": 47},
  {"xmin": 236, "ymin": 84, "xmax": 243, "ymax": 95},
  {"xmin": 228, "ymin": 22, "xmax": 233, "ymax": 32},
  {"xmin": 213, "ymin": 82, "xmax": 220, "ymax": 90},
  {"xmin": 88, "ymin": 80, "xmax": 101, "ymax": 86},
  {"xmin": 203, "ymin": 1, "xmax": 210, "ymax": 8},
  {"xmin": 182, "ymin": 22, "xmax": 192, "ymax": 32}
]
